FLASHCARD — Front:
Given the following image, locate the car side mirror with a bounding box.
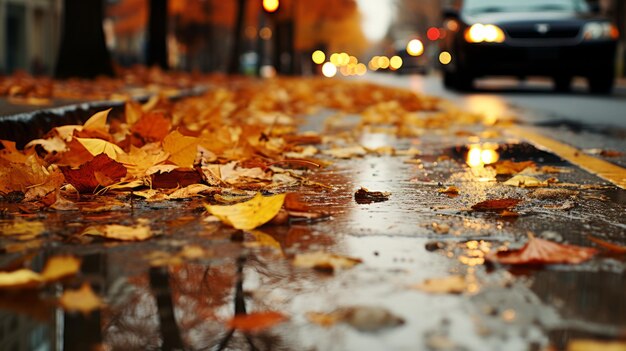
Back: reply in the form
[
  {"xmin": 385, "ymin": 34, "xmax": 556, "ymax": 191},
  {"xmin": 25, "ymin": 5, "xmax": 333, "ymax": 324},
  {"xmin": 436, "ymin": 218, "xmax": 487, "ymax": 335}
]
[{"xmin": 443, "ymin": 8, "xmax": 459, "ymax": 19}]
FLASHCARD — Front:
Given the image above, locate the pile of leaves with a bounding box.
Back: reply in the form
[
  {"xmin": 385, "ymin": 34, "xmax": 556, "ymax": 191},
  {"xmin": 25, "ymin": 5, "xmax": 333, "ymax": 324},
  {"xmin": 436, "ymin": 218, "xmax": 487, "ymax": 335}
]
[{"xmin": 0, "ymin": 78, "xmax": 439, "ymax": 220}]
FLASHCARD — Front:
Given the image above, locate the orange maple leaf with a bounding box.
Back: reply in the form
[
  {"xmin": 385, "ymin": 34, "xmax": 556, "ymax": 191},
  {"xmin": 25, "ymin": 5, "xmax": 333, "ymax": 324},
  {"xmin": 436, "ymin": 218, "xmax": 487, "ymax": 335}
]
[
  {"xmin": 131, "ymin": 110, "xmax": 172, "ymax": 143},
  {"xmin": 487, "ymin": 233, "xmax": 598, "ymax": 265}
]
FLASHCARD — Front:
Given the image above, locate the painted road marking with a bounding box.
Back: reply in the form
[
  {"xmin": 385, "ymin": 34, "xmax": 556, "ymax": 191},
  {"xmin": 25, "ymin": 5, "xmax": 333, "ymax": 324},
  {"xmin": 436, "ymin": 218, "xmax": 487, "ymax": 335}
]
[{"xmin": 506, "ymin": 126, "xmax": 626, "ymax": 189}]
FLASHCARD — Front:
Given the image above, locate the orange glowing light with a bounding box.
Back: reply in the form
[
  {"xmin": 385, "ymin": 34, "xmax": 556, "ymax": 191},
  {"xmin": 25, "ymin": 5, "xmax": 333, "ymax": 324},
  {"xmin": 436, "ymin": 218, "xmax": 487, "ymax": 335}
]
[
  {"xmin": 466, "ymin": 144, "xmax": 499, "ymax": 167},
  {"xmin": 263, "ymin": 0, "xmax": 279, "ymax": 13},
  {"xmin": 389, "ymin": 56, "xmax": 403, "ymax": 70}
]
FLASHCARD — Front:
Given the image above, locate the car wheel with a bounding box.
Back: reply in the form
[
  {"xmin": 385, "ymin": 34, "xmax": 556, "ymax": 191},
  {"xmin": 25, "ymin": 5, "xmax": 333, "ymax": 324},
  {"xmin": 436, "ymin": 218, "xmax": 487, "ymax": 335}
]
[
  {"xmin": 553, "ymin": 76, "xmax": 572, "ymax": 92},
  {"xmin": 588, "ymin": 72, "xmax": 614, "ymax": 95}
]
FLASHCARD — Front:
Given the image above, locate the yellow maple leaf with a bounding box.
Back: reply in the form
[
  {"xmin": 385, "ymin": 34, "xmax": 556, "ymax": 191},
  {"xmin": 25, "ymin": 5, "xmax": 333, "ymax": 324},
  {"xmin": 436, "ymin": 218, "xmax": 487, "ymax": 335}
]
[
  {"xmin": 118, "ymin": 145, "xmax": 169, "ymax": 178},
  {"xmin": 162, "ymin": 130, "xmax": 199, "ymax": 168},
  {"xmin": 59, "ymin": 283, "xmax": 103, "ymax": 314},
  {"xmin": 76, "ymin": 138, "xmax": 125, "ymax": 160},
  {"xmin": 205, "ymin": 193, "xmax": 286, "ymax": 230},
  {"xmin": 83, "ymin": 108, "xmax": 110, "ymax": 132}
]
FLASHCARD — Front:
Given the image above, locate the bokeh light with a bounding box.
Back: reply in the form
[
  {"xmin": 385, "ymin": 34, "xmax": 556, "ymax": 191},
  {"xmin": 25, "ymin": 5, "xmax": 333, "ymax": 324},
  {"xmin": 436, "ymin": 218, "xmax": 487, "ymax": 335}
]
[
  {"xmin": 406, "ymin": 39, "xmax": 424, "ymax": 56},
  {"xmin": 321, "ymin": 62, "xmax": 337, "ymax": 77},
  {"xmin": 427, "ymin": 27, "xmax": 440, "ymax": 41},
  {"xmin": 390, "ymin": 55, "xmax": 403, "ymax": 70},
  {"xmin": 312, "ymin": 50, "xmax": 325, "ymax": 65},
  {"xmin": 262, "ymin": 0, "xmax": 279, "ymax": 13},
  {"xmin": 439, "ymin": 51, "xmax": 452, "ymax": 65}
]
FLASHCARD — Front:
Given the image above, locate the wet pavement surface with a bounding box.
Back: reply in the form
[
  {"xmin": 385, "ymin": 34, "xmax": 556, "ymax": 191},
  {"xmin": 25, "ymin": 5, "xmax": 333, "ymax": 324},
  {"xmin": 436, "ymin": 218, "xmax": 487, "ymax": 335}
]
[{"xmin": 1, "ymin": 79, "xmax": 626, "ymax": 351}]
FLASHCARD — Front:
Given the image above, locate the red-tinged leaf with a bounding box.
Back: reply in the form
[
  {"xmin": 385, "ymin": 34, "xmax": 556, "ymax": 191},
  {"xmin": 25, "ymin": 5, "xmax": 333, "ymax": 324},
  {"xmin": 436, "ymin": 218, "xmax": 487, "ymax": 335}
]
[
  {"xmin": 130, "ymin": 110, "xmax": 171, "ymax": 143},
  {"xmin": 472, "ymin": 198, "xmax": 521, "ymax": 212},
  {"xmin": 487, "ymin": 233, "xmax": 598, "ymax": 265},
  {"xmin": 587, "ymin": 236, "xmax": 626, "ymax": 254},
  {"xmin": 61, "ymin": 154, "xmax": 127, "ymax": 193},
  {"xmin": 150, "ymin": 168, "xmax": 203, "ymax": 189},
  {"xmin": 226, "ymin": 311, "xmax": 287, "ymax": 332}
]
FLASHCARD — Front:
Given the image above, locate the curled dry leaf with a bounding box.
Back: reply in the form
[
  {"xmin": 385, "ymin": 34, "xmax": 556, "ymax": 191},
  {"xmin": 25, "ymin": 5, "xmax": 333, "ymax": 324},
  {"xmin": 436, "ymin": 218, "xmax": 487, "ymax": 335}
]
[
  {"xmin": 491, "ymin": 160, "xmax": 536, "ymax": 175},
  {"xmin": 226, "ymin": 311, "xmax": 287, "ymax": 332},
  {"xmin": 82, "ymin": 218, "xmax": 152, "ymax": 241},
  {"xmin": 354, "ymin": 187, "xmax": 391, "ymax": 204},
  {"xmin": 471, "ymin": 198, "xmax": 521, "ymax": 212},
  {"xmin": 411, "ymin": 275, "xmax": 468, "ymax": 294},
  {"xmin": 75, "ymin": 138, "xmax": 124, "ymax": 160},
  {"xmin": 487, "ymin": 233, "xmax": 598, "ymax": 265},
  {"xmin": 293, "ymin": 251, "xmax": 362, "ymax": 273},
  {"xmin": 438, "ymin": 186, "xmax": 460, "ymax": 195},
  {"xmin": 503, "ymin": 175, "xmax": 547, "ymax": 188},
  {"xmin": 61, "ymin": 153, "xmax": 127, "ymax": 193},
  {"xmin": 204, "ymin": 192, "xmax": 286, "ymax": 230},
  {"xmin": 59, "ymin": 283, "xmax": 103, "ymax": 314}
]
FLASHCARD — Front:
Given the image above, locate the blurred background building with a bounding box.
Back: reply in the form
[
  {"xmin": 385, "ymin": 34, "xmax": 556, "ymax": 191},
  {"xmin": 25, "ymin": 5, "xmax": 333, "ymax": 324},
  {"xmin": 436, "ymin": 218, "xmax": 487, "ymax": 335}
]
[
  {"xmin": 0, "ymin": 0, "xmax": 62, "ymax": 75},
  {"xmin": 0, "ymin": 0, "xmax": 625, "ymax": 77}
]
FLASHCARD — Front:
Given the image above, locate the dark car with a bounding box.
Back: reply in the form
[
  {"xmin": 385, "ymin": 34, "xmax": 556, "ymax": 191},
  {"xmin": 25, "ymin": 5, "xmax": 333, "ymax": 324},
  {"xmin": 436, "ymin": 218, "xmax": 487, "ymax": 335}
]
[{"xmin": 440, "ymin": 0, "xmax": 619, "ymax": 93}]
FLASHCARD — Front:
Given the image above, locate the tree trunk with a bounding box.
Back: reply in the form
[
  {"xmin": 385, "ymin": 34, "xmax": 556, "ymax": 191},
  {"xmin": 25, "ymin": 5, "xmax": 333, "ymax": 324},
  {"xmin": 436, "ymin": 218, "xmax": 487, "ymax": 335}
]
[
  {"xmin": 228, "ymin": 0, "xmax": 246, "ymax": 74},
  {"xmin": 55, "ymin": 0, "xmax": 113, "ymax": 79},
  {"xmin": 148, "ymin": 0, "xmax": 169, "ymax": 69}
]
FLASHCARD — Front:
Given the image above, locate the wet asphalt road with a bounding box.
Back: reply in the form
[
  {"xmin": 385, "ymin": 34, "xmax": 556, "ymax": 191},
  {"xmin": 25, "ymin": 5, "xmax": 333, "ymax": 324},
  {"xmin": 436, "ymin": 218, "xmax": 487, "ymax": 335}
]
[
  {"xmin": 0, "ymin": 77, "xmax": 625, "ymax": 351},
  {"xmin": 364, "ymin": 72, "xmax": 626, "ymax": 168}
]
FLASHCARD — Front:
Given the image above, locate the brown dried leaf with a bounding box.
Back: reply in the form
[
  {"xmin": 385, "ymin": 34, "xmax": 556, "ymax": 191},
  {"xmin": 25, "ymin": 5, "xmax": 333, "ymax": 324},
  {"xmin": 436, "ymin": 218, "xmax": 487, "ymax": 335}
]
[
  {"xmin": 491, "ymin": 160, "xmax": 536, "ymax": 175},
  {"xmin": 354, "ymin": 187, "xmax": 390, "ymax": 204},
  {"xmin": 61, "ymin": 154, "xmax": 127, "ymax": 193},
  {"xmin": 487, "ymin": 233, "xmax": 597, "ymax": 265},
  {"xmin": 471, "ymin": 198, "xmax": 521, "ymax": 212}
]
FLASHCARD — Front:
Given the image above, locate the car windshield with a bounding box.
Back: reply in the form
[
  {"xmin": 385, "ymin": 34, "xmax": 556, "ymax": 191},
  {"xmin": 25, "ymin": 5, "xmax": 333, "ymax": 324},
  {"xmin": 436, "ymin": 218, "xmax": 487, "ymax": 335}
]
[{"xmin": 464, "ymin": 0, "xmax": 589, "ymax": 15}]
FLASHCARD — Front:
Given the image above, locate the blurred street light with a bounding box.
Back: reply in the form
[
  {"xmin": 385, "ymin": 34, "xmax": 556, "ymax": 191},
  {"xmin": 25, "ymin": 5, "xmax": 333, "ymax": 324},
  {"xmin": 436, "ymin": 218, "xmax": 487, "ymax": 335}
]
[
  {"xmin": 312, "ymin": 50, "xmax": 326, "ymax": 64},
  {"xmin": 322, "ymin": 62, "xmax": 337, "ymax": 77},
  {"xmin": 263, "ymin": 0, "xmax": 279, "ymax": 13},
  {"xmin": 406, "ymin": 39, "xmax": 424, "ymax": 57},
  {"xmin": 439, "ymin": 51, "xmax": 452, "ymax": 65}
]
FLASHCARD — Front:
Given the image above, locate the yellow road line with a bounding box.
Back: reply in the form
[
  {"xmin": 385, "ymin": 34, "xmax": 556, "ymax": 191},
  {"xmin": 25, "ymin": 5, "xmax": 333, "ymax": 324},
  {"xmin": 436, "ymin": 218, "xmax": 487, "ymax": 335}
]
[{"xmin": 506, "ymin": 126, "xmax": 626, "ymax": 189}]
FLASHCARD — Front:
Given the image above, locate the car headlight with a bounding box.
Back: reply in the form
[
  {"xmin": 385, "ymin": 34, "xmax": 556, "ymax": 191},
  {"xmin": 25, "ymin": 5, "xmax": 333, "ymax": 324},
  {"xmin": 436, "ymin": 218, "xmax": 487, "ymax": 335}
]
[
  {"xmin": 464, "ymin": 24, "xmax": 505, "ymax": 43},
  {"xmin": 582, "ymin": 22, "xmax": 619, "ymax": 40}
]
